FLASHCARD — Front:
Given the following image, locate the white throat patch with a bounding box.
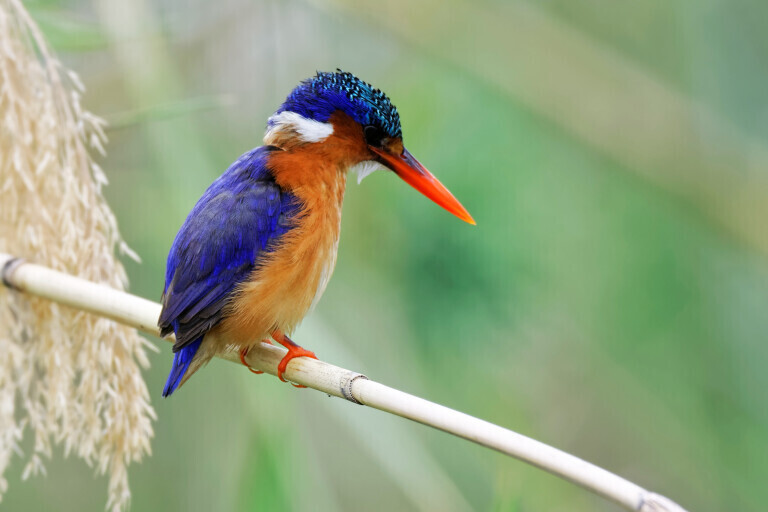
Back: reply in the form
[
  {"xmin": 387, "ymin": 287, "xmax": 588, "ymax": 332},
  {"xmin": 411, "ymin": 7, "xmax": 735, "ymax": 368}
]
[
  {"xmin": 349, "ymin": 160, "xmax": 384, "ymax": 184},
  {"xmin": 264, "ymin": 111, "xmax": 334, "ymax": 145}
]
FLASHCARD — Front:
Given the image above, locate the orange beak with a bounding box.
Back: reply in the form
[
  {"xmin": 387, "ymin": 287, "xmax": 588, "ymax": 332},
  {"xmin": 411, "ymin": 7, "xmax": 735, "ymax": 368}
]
[{"xmin": 371, "ymin": 146, "xmax": 476, "ymax": 225}]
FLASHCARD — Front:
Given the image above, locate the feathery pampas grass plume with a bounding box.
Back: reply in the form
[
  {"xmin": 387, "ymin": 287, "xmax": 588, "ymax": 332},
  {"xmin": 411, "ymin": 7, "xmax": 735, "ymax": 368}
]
[{"xmin": 0, "ymin": 1, "xmax": 156, "ymax": 509}]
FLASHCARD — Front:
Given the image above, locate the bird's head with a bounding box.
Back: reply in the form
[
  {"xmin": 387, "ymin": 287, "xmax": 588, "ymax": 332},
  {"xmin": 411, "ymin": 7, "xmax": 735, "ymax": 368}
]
[{"xmin": 264, "ymin": 70, "xmax": 475, "ymax": 224}]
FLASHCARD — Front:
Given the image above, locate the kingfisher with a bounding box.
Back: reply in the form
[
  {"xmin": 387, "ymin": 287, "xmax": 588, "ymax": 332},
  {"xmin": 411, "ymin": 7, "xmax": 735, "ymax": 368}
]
[{"xmin": 159, "ymin": 70, "xmax": 475, "ymax": 396}]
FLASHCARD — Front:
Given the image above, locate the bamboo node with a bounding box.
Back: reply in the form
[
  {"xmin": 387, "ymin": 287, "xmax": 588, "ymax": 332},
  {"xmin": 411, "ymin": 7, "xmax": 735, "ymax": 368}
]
[
  {"xmin": 1, "ymin": 257, "xmax": 24, "ymax": 290},
  {"xmin": 340, "ymin": 372, "xmax": 368, "ymax": 405}
]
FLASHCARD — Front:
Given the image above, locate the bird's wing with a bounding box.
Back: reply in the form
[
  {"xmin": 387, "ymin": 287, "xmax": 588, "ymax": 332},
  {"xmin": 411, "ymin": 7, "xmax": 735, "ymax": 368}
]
[{"xmin": 159, "ymin": 163, "xmax": 299, "ymax": 352}]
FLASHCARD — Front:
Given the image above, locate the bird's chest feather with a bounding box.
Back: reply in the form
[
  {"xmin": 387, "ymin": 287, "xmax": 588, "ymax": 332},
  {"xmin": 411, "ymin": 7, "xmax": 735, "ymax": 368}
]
[{"xmin": 220, "ymin": 167, "xmax": 346, "ymax": 344}]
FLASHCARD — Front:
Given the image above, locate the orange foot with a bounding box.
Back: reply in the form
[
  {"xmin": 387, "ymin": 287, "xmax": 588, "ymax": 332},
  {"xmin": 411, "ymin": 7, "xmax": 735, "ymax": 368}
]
[
  {"xmin": 239, "ymin": 339, "xmax": 273, "ymax": 374},
  {"xmin": 271, "ymin": 330, "xmax": 317, "ymax": 388}
]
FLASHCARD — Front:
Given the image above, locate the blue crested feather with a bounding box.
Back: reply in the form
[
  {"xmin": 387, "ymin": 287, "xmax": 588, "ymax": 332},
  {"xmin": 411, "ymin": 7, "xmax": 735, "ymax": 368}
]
[
  {"xmin": 159, "ymin": 146, "xmax": 300, "ymax": 396},
  {"xmin": 275, "ymin": 70, "xmax": 402, "ymax": 139}
]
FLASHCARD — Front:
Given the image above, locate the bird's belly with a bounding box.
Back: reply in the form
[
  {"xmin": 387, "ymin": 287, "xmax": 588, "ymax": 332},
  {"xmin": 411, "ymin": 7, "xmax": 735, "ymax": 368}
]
[
  {"xmin": 308, "ymin": 237, "xmax": 339, "ymax": 312},
  {"xmin": 217, "ymin": 217, "xmax": 340, "ymax": 347}
]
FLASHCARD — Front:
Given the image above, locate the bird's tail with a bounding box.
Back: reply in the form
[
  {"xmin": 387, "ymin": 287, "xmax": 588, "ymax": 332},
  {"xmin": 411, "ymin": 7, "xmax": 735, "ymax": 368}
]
[{"xmin": 162, "ymin": 337, "xmax": 204, "ymax": 397}]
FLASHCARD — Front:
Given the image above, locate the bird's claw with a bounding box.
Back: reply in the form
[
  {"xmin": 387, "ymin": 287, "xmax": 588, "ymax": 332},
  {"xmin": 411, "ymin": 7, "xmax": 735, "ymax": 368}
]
[
  {"xmin": 239, "ymin": 346, "xmax": 263, "ymax": 374},
  {"xmin": 239, "ymin": 339, "xmax": 273, "ymax": 374},
  {"xmin": 276, "ymin": 345, "xmax": 317, "ymax": 386},
  {"xmin": 242, "ymin": 334, "xmax": 316, "ymax": 387}
]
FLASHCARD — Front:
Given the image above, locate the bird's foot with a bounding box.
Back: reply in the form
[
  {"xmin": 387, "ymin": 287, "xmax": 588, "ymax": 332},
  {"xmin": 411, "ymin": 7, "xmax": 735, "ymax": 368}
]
[
  {"xmin": 271, "ymin": 331, "xmax": 317, "ymax": 388},
  {"xmin": 239, "ymin": 340, "xmax": 273, "ymax": 374}
]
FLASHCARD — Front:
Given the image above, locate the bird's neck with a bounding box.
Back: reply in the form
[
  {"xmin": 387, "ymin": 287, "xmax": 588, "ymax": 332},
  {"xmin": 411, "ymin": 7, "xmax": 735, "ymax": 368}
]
[
  {"xmin": 267, "ymin": 112, "xmax": 367, "ymax": 208},
  {"xmin": 266, "ymin": 110, "xmax": 373, "ymax": 223},
  {"xmin": 267, "ymin": 147, "xmax": 348, "ymax": 213}
]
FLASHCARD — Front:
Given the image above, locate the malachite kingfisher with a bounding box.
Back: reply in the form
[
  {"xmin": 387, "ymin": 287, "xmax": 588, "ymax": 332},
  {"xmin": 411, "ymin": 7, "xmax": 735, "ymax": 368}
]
[{"xmin": 159, "ymin": 70, "xmax": 475, "ymax": 396}]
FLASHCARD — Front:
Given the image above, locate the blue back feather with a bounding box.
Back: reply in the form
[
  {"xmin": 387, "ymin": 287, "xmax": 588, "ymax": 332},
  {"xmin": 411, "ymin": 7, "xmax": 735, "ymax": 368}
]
[{"xmin": 160, "ymin": 146, "xmax": 300, "ymax": 396}]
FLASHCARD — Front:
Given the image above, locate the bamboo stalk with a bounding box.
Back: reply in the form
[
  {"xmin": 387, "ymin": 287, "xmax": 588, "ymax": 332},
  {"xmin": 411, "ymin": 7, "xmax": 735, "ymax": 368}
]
[{"xmin": 0, "ymin": 252, "xmax": 688, "ymax": 512}]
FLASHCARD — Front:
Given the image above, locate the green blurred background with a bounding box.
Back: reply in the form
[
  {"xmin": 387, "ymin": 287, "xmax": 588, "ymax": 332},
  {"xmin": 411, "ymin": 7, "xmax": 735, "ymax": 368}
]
[{"xmin": 7, "ymin": 0, "xmax": 768, "ymax": 510}]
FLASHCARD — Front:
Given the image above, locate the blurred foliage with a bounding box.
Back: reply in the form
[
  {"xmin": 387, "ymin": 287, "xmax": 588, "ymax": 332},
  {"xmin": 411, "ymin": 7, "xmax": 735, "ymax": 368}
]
[
  {"xmin": 6, "ymin": 0, "xmax": 767, "ymax": 511},
  {"xmin": 26, "ymin": 0, "xmax": 108, "ymax": 50}
]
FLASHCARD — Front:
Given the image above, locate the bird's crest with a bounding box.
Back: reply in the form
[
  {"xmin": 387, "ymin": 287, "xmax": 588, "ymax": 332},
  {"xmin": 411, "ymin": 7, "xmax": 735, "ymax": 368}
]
[{"xmin": 275, "ymin": 69, "xmax": 402, "ymax": 139}]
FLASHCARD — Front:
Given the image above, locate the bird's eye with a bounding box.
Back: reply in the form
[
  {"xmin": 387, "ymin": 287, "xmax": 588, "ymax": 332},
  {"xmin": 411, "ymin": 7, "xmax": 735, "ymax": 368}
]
[{"xmin": 363, "ymin": 125, "xmax": 384, "ymax": 147}]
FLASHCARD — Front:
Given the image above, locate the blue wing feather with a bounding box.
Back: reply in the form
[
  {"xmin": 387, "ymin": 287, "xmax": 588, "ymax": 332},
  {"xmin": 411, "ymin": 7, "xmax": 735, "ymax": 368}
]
[{"xmin": 160, "ymin": 146, "xmax": 300, "ymax": 396}]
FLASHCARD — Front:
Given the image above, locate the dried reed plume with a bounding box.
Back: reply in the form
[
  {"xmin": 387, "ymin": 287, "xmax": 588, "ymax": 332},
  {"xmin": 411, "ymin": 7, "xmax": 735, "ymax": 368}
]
[{"xmin": 0, "ymin": 1, "xmax": 155, "ymax": 510}]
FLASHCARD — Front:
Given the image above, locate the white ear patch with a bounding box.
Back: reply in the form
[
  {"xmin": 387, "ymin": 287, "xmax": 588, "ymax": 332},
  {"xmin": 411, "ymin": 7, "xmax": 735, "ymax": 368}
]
[
  {"xmin": 349, "ymin": 160, "xmax": 384, "ymax": 184},
  {"xmin": 264, "ymin": 111, "xmax": 334, "ymax": 145}
]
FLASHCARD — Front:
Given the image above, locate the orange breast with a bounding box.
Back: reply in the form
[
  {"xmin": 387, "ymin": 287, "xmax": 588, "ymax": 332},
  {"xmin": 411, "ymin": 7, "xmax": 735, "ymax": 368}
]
[
  {"xmin": 217, "ymin": 112, "xmax": 371, "ymax": 349},
  {"xmin": 216, "ymin": 113, "xmax": 366, "ymax": 346},
  {"xmin": 218, "ymin": 177, "xmax": 345, "ymax": 345}
]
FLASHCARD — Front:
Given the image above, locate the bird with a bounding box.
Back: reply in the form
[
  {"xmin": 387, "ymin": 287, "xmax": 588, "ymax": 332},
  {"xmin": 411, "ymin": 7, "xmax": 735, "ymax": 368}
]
[{"xmin": 159, "ymin": 70, "xmax": 474, "ymax": 396}]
